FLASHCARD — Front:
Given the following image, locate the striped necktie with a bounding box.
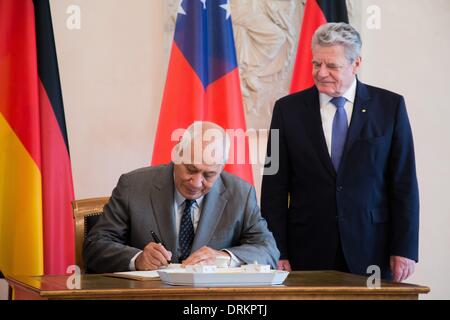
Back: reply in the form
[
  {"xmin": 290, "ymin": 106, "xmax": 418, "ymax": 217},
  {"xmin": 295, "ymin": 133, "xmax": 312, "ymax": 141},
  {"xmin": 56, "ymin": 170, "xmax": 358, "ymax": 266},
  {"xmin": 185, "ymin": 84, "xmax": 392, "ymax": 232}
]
[
  {"xmin": 178, "ymin": 199, "xmax": 195, "ymax": 262},
  {"xmin": 330, "ymin": 96, "xmax": 348, "ymax": 171}
]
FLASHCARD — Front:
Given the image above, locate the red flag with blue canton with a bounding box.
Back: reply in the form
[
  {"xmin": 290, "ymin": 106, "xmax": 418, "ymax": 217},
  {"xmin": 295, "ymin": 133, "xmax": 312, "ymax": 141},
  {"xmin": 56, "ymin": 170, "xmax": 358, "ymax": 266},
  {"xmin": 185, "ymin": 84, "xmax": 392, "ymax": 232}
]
[{"xmin": 152, "ymin": 0, "xmax": 253, "ymax": 185}]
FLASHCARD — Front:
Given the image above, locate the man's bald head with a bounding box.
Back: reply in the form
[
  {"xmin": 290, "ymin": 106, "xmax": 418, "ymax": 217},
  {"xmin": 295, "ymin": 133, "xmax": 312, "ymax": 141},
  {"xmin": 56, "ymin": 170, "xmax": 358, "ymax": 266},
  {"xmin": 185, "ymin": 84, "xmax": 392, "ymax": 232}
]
[{"xmin": 172, "ymin": 121, "xmax": 231, "ymax": 165}]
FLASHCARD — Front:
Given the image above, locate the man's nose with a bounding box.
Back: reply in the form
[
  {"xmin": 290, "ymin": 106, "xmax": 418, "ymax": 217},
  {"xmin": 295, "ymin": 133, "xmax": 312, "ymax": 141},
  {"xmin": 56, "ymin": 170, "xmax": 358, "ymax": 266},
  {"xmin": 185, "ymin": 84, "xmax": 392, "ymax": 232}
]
[
  {"xmin": 317, "ymin": 64, "xmax": 329, "ymax": 77},
  {"xmin": 189, "ymin": 174, "xmax": 203, "ymax": 188}
]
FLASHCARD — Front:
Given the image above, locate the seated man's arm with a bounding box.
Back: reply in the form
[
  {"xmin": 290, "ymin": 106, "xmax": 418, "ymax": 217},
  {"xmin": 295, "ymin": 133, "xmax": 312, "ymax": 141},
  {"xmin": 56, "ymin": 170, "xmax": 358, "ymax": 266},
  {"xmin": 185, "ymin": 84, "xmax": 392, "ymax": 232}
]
[
  {"xmin": 226, "ymin": 187, "xmax": 280, "ymax": 269},
  {"xmin": 83, "ymin": 174, "xmax": 141, "ymax": 273}
]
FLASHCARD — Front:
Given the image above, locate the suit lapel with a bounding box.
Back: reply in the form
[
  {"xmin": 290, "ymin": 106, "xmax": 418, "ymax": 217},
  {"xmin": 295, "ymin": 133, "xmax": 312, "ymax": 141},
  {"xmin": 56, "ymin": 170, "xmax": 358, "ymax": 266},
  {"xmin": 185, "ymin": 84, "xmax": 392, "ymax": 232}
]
[
  {"xmin": 191, "ymin": 176, "xmax": 227, "ymax": 252},
  {"xmin": 305, "ymin": 87, "xmax": 336, "ymax": 178},
  {"xmin": 341, "ymin": 81, "xmax": 371, "ymax": 165},
  {"xmin": 148, "ymin": 163, "xmax": 177, "ymax": 256}
]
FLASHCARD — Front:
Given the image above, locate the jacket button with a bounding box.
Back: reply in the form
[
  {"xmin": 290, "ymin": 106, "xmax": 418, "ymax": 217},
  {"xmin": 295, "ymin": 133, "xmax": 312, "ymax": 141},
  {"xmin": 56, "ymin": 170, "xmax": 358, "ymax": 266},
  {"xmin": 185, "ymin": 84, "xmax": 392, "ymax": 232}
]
[{"xmin": 337, "ymin": 186, "xmax": 343, "ymax": 192}]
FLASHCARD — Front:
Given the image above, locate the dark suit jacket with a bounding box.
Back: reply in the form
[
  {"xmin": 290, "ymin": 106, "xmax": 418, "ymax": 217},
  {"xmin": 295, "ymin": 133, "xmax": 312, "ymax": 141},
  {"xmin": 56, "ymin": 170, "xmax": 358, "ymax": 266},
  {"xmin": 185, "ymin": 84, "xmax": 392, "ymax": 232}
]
[
  {"xmin": 84, "ymin": 163, "xmax": 279, "ymax": 273},
  {"xmin": 261, "ymin": 81, "xmax": 419, "ymax": 278}
]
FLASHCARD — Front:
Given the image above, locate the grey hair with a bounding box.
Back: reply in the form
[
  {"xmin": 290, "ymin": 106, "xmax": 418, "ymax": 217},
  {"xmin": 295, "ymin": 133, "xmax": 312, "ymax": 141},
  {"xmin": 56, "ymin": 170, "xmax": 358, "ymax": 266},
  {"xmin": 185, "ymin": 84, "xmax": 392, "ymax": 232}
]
[
  {"xmin": 173, "ymin": 121, "xmax": 231, "ymax": 165},
  {"xmin": 312, "ymin": 22, "xmax": 362, "ymax": 63}
]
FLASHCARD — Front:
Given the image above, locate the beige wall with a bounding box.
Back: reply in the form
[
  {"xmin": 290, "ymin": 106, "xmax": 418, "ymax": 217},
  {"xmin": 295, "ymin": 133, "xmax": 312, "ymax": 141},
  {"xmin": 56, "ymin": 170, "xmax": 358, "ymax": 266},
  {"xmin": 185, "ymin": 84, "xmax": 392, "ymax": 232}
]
[
  {"xmin": 48, "ymin": 0, "xmax": 449, "ymax": 299},
  {"xmin": 357, "ymin": 0, "xmax": 450, "ymax": 299},
  {"xmin": 51, "ymin": 0, "xmax": 166, "ymax": 199}
]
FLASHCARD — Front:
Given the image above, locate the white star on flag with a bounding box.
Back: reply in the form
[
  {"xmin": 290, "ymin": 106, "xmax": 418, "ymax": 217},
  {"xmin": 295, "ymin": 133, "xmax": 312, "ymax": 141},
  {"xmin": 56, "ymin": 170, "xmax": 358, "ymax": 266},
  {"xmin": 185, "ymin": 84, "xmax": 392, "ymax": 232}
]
[
  {"xmin": 178, "ymin": 0, "xmax": 186, "ymax": 15},
  {"xmin": 200, "ymin": 0, "xmax": 206, "ymax": 10},
  {"xmin": 220, "ymin": 0, "xmax": 231, "ymax": 19}
]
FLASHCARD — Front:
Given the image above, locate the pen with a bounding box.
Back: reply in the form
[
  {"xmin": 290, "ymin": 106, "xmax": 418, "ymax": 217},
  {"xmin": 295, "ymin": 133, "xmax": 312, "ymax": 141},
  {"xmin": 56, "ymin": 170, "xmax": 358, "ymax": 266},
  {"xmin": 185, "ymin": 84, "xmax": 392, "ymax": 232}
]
[
  {"xmin": 150, "ymin": 230, "xmax": 171, "ymax": 263},
  {"xmin": 150, "ymin": 230, "xmax": 162, "ymax": 244}
]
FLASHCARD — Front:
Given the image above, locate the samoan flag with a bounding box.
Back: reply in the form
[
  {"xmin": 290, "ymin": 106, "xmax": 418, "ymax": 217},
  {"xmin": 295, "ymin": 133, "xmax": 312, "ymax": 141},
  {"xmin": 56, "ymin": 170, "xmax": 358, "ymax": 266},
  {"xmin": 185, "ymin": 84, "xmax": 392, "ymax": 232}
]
[{"xmin": 152, "ymin": 0, "xmax": 253, "ymax": 184}]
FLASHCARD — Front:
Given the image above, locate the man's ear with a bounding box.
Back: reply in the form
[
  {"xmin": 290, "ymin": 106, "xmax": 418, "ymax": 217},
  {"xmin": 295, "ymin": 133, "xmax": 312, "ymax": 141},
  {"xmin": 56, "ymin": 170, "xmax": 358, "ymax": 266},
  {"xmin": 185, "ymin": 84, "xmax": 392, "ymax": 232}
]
[{"xmin": 353, "ymin": 56, "xmax": 362, "ymax": 74}]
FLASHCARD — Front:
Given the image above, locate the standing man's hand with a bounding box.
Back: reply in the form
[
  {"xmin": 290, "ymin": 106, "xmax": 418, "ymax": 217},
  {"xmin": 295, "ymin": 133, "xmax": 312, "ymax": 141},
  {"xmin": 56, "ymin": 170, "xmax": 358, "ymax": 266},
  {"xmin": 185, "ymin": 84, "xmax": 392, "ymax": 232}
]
[
  {"xmin": 390, "ymin": 255, "xmax": 415, "ymax": 282},
  {"xmin": 182, "ymin": 246, "xmax": 230, "ymax": 266},
  {"xmin": 277, "ymin": 259, "xmax": 292, "ymax": 271},
  {"xmin": 135, "ymin": 242, "xmax": 172, "ymax": 271}
]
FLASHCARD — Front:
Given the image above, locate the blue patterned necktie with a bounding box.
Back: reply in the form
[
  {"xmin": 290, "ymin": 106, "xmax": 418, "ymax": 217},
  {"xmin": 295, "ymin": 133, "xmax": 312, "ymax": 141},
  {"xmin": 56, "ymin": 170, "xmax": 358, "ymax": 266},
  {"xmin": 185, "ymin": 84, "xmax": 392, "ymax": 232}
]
[
  {"xmin": 179, "ymin": 199, "xmax": 196, "ymax": 262},
  {"xmin": 330, "ymin": 96, "xmax": 348, "ymax": 171}
]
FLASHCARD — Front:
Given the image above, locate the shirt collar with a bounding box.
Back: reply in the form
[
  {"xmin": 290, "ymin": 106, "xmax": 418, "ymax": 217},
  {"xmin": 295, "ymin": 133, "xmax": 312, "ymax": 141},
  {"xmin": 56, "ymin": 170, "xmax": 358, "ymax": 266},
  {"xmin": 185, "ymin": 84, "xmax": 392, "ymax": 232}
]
[
  {"xmin": 174, "ymin": 188, "xmax": 204, "ymax": 208},
  {"xmin": 319, "ymin": 78, "xmax": 357, "ymax": 107}
]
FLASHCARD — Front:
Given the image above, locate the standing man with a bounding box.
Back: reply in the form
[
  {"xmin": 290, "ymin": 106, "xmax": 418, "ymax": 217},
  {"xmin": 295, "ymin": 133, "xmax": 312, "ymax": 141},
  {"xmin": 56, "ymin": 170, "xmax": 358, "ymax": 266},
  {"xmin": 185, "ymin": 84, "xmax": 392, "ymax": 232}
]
[
  {"xmin": 85, "ymin": 121, "xmax": 279, "ymax": 273},
  {"xmin": 261, "ymin": 23, "xmax": 419, "ymax": 281}
]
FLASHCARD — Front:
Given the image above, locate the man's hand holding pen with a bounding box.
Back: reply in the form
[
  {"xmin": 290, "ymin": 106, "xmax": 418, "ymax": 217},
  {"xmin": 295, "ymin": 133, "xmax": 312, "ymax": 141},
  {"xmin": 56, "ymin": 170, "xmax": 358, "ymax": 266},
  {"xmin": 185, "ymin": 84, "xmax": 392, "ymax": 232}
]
[
  {"xmin": 136, "ymin": 231, "xmax": 232, "ymax": 270},
  {"xmin": 135, "ymin": 242, "xmax": 172, "ymax": 271}
]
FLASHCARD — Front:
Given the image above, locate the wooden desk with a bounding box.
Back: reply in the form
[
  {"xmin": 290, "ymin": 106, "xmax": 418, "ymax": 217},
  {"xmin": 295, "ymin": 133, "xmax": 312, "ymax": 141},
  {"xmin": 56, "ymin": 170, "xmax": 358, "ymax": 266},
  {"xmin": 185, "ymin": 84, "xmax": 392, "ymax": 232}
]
[{"xmin": 7, "ymin": 271, "xmax": 429, "ymax": 300}]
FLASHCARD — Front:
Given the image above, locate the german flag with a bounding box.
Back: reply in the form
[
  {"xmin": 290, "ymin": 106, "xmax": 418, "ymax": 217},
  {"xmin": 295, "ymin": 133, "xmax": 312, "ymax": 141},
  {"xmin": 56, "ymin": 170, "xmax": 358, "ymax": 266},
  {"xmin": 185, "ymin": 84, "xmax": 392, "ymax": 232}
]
[
  {"xmin": 290, "ymin": 0, "xmax": 348, "ymax": 93},
  {"xmin": 0, "ymin": 0, "xmax": 74, "ymax": 276}
]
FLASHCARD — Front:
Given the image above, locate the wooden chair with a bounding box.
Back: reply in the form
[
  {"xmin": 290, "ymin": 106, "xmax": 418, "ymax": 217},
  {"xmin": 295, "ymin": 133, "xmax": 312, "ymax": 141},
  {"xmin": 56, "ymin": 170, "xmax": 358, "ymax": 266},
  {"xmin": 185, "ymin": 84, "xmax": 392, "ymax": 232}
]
[
  {"xmin": 72, "ymin": 197, "xmax": 109, "ymax": 272},
  {"xmin": 0, "ymin": 270, "xmax": 12, "ymax": 300}
]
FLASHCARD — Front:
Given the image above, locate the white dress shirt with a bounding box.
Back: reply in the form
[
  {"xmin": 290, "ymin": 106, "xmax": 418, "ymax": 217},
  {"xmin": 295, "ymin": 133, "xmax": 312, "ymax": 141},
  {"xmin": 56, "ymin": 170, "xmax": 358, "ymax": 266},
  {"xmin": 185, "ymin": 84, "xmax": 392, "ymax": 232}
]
[
  {"xmin": 173, "ymin": 189, "xmax": 203, "ymax": 235},
  {"xmin": 319, "ymin": 78, "xmax": 357, "ymax": 156}
]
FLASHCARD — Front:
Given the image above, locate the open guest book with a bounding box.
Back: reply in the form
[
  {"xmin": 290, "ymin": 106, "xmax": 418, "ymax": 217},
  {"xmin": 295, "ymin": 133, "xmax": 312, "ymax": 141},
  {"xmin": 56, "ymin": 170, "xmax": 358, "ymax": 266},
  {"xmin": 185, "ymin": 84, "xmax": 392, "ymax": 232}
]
[
  {"xmin": 103, "ymin": 263, "xmax": 289, "ymax": 286},
  {"xmin": 103, "ymin": 264, "xmax": 182, "ymax": 281},
  {"xmin": 104, "ymin": 270, "xmax": 161, "ymax": 281}
]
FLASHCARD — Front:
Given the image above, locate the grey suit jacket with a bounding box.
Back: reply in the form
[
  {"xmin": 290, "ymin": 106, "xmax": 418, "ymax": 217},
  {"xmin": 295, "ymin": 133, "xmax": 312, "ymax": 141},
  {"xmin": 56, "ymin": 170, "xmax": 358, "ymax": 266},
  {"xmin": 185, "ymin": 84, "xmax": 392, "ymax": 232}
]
[{"xmin": 84, "ymin": 163, "xmax": 280, "ymax": 273}]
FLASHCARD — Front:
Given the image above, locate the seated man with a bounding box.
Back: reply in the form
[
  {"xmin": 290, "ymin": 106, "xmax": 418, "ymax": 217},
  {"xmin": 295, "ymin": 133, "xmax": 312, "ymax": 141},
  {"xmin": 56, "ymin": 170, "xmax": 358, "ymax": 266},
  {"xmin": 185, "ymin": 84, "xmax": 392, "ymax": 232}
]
[{"xmin": 84, "ymin": 121, "xmax": 279, "ymax": 273}]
